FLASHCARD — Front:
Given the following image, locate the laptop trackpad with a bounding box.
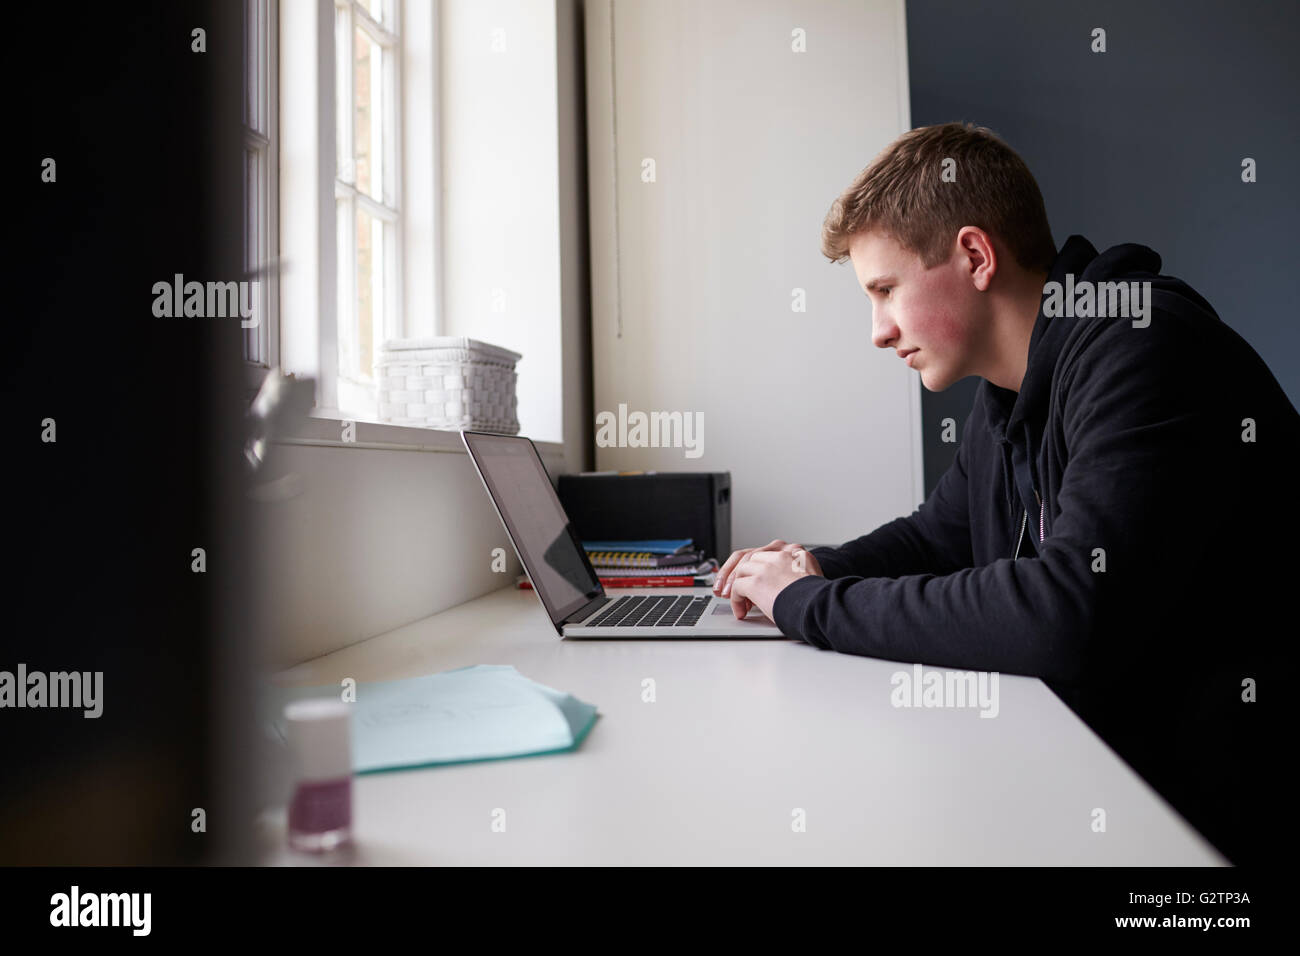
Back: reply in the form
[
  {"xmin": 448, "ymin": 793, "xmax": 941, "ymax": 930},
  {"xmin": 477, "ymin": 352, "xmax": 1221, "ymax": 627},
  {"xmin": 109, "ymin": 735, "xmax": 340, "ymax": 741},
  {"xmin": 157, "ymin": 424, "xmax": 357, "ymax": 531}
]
[{"xmin": 711, "ymin": 601, "xmax": 768, "ymax": 620}]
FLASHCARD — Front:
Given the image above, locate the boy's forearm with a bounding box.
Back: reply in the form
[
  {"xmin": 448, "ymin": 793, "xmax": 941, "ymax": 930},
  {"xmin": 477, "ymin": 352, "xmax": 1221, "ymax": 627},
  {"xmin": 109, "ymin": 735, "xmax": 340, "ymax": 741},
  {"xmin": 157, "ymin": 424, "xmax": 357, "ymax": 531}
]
[{"xmin": 813, "ymin": 511, "xmax": 969, "ymax": 581}]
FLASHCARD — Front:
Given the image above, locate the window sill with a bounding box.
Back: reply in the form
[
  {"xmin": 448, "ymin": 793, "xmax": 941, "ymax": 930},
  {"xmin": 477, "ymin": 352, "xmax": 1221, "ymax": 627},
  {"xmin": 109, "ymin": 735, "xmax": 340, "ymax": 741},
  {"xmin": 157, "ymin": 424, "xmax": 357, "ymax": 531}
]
[
  {"xmin": 244, "ymin": 362, "xmax": 273, "ymax": 401},
  {"xmin": 274, "ymin": 408, "xmax": 565, "ymax": 460}
]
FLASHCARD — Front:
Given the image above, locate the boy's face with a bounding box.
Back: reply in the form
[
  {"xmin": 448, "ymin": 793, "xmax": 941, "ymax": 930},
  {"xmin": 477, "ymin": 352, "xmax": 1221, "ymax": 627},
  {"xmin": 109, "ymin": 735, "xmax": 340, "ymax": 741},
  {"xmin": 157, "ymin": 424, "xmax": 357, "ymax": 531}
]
[{"xmin": 847, "ymin": 229, "xmax": 989, "ymax": 392}]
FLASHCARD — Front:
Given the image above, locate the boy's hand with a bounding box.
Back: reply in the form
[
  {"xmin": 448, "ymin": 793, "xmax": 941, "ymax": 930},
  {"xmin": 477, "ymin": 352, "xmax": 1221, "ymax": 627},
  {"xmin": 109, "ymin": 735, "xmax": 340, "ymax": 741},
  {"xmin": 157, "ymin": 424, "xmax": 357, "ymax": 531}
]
[{"xmin": 714, "ymin": 540, "xmax": 823, "ymax": 620}]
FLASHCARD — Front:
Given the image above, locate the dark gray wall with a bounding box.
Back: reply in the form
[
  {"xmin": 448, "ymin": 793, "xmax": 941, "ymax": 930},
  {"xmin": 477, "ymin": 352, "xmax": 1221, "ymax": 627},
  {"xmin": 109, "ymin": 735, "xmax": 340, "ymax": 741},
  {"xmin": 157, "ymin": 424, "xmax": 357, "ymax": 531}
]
[{"xmin": 906, "ymin": 0, "xmax": 1300, "ymax": 493}]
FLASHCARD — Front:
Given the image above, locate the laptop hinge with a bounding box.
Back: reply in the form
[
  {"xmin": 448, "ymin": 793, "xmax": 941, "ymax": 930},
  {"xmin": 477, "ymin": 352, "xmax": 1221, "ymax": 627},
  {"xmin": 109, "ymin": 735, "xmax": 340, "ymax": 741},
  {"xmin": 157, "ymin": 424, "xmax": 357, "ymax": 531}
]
[{"xmin": 564, "ymin": 593, "xmax": 609, "ymax": 626}]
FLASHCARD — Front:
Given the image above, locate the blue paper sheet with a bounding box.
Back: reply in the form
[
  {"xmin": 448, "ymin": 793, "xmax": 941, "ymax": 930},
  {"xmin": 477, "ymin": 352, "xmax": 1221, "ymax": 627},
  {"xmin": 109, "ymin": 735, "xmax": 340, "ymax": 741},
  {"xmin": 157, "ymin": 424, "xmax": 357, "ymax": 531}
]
[
  {"xmin": 581, "ymin": 538, "xmax": 693, "ymax": 554},
  {"xmin": 262, "ymin": 665, "xmax": 599, "ymax": 774}
]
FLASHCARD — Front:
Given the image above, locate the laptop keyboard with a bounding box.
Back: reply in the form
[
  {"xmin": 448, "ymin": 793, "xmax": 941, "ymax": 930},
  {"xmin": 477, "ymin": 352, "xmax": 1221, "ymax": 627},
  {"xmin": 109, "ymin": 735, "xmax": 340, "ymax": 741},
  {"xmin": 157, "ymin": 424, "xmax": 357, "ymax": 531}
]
[{"xmin": 585, "ymin": 595, "xmax": 711, "ymax": 628}]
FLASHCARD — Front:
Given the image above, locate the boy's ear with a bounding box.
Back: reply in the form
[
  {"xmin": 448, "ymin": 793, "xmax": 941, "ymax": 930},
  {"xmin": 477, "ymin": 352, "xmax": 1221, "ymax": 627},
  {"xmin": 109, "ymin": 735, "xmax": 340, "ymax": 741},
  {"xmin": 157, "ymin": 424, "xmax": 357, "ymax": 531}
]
[{"xmin": 956, "ymin": 226, "xmax": 997, "ymax": 292}]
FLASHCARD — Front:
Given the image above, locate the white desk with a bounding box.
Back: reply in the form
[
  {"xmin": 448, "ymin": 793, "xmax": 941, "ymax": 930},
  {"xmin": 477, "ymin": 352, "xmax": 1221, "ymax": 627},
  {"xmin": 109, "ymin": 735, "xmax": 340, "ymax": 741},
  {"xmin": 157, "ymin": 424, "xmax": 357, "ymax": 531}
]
[{"xmin": 258, "ymin": 585, "xmax": 1225, "ymax": 865}]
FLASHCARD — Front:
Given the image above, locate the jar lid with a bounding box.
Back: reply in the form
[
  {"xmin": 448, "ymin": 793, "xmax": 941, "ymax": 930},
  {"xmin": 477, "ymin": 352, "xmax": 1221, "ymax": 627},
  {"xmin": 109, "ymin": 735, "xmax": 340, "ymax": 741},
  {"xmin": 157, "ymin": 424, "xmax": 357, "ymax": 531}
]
[{"xmin": 284, "ymin": 698, "xmax": 352, "ymax": 782}]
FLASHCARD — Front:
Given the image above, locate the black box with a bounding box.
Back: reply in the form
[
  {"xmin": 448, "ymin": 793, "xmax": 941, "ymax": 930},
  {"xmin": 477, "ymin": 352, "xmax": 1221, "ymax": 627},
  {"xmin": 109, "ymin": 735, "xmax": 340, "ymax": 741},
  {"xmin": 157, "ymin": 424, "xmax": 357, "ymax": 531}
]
[{"xmin": 556, "ymin": 473, "xmax": 731, "ymax": 561}]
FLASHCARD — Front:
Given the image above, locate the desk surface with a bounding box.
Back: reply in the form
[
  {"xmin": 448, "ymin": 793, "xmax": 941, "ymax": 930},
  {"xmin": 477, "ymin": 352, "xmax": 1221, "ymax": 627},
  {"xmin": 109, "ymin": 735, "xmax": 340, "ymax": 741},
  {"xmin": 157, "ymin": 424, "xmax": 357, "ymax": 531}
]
[{"xmin": 258, "ymin": 585, "xmax": 1225, "ymax": 865}]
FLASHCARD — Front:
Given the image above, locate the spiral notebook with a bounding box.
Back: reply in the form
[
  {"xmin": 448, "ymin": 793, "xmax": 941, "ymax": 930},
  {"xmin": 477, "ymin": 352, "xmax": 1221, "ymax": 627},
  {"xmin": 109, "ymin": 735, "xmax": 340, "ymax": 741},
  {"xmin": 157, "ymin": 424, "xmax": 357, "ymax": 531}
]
[
  {"xmin": 587, "ymin": 549, "xmax": 704, "ymax": 569},
  {"xmin": 593, "ymin": 558, "xmax": 718, "ymax": 576},
  {"xmin": 580, "ymin": 539, "xmax": 694, "ymax": 555}
]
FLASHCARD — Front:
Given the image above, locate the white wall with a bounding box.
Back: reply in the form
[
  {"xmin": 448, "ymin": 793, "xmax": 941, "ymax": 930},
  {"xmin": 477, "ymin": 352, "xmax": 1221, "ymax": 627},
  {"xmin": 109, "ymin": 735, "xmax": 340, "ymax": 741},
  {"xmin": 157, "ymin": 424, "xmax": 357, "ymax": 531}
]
[
  {"xmin": 440, "ymin": 0, "xmax": 565, "ymax": 444},
  {"xmin": 253, "ymin": 438, "xmax": 562, "ymax": 670},
  {"xmin": 585, "ymin": 0, "xmax": 922, "ymax": 550}
]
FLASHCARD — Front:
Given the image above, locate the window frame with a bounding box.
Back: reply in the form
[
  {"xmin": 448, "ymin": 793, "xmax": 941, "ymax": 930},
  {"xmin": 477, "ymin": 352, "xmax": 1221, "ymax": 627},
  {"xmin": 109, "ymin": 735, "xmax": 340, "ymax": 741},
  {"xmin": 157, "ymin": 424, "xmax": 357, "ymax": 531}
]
[
  {"xmin": 333, "ymin": 0, "xmax": 403, "ymax": 420},
  {"xmin": 279, "ymin": 0, "xmax": 437, "ymax": 423},
  {"xmin": 274, "ymin": 0, "xmax": 578, "ymax": 460},
  {"xmin": 243, "ymin": 0, "xmax": 280, "ymax": 395}
]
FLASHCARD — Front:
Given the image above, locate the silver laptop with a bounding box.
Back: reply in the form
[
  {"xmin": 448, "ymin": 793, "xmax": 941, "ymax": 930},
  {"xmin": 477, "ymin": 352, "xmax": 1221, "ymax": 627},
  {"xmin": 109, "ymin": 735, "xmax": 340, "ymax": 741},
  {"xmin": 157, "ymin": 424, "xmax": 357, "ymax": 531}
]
[{"xmin": 461, "ymin": 430, "xmax": 785, "ymax": 638}]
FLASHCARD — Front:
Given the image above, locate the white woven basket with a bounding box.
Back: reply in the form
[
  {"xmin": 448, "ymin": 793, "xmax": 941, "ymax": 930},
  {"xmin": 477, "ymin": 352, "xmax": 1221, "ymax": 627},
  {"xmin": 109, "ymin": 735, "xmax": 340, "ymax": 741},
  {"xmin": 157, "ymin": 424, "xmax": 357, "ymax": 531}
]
[{"xmin": 377, "ymin": 337, "xmax": 522, "ymax": 434}]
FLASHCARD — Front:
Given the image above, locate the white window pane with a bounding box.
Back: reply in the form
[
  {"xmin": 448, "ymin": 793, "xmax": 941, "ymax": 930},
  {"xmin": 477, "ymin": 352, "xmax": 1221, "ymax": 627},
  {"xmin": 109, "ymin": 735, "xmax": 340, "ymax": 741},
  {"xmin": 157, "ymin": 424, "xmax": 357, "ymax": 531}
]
[
  {"xmin": 372, "ymin": 214, "xmax": 385, "ymax": 368},
  {"xmin": 244, "ymin": 151, "xmax": 256, "ymax": 364},
  {"xmin": 335, "ymin": 6, "xmax": 354, "ymax": 183},
  {"xmin": 337, "ymin": 197, "xmax": 356, "ymax": 378},
  {"xmin": 242, "ymin": 0, "xmax": 251, "ymax": 129},
  {"xmin": 361, "ymin": 0, "xmax": 384, "ymax": 24},
  {"xmin": 355, "ymin": 27, "xmax": 383, "ymax": 202},
  {"xmin": 244, "ymin": 0, "xmax": 267, "ymax": 135},
  {"xmin": 355, "ymin": 205, "xmax": 384, "ymax": 380}
]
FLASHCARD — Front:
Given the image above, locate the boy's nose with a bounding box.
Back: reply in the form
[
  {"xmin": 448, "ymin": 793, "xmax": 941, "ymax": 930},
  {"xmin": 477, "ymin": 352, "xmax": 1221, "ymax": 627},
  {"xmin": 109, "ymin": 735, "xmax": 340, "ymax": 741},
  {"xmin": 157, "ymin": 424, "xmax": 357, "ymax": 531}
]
[{"xmin": 872, "ymin": 321, "xmax": 898, "ymax": 351}]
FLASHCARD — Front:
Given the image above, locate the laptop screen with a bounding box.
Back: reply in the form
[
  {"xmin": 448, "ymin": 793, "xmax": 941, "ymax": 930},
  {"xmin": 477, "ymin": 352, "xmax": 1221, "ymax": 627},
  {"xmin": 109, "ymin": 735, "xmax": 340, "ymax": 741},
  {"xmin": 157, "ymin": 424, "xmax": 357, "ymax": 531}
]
[{"xmin": 461, "ymin": 431, "xmax": 603, "ymax": 629}]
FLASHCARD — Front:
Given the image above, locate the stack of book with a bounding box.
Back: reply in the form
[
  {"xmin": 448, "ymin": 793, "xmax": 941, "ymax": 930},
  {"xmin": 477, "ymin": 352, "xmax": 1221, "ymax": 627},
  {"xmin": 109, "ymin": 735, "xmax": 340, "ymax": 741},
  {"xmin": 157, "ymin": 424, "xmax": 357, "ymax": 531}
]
[{"xmin": 517, "ymin": 539, "xmax": 718, "ymax": 590}]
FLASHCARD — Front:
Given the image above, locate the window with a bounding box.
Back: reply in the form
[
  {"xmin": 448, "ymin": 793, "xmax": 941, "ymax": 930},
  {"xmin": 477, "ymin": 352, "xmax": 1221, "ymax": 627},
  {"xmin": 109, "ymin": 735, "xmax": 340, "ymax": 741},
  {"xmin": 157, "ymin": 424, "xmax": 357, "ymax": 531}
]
[
  {"xmin": 334, "ymin": 0, "xmax": 401, "ymax": 419},
  {"xmin": 276, "ymin": 0, "xmax": 564, "ymax": 440},
  {"xmin": 242, "ymin": 0, "xmax": 278, "ymax": 378}
]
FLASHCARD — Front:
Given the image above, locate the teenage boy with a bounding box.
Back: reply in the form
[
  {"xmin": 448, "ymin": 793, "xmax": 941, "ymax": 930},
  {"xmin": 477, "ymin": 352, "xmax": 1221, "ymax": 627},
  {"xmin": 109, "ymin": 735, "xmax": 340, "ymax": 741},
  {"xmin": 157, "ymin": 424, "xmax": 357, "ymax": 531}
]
[{"xmin": 716, "ymin": 123, "xmax": 1297, "ymax": 866}]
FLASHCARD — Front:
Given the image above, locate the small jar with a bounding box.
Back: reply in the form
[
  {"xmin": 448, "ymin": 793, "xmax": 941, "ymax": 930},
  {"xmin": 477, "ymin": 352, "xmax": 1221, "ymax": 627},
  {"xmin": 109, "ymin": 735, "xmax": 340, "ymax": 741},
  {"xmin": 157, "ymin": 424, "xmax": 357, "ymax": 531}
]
[{"xmin": 285, "ymin": 698, "xmax": 353, "ymax": 852}]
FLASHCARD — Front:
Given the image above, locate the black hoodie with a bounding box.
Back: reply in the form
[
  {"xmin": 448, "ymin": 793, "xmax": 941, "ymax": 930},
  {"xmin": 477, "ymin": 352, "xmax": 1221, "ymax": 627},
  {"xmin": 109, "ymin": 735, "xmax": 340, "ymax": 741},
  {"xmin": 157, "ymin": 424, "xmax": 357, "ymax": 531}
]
[{"xmin": 772, "ymin": 235, "xmax": 1298, "ymax": 865}]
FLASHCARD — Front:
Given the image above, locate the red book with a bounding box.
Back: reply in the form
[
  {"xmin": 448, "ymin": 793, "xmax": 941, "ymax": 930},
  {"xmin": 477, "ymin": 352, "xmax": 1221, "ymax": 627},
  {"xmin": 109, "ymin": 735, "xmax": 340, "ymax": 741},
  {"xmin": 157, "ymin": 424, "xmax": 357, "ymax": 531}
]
[
  {"xmin": 599, "ymin": 576, "xmax": 696, "ymax": 587},
  {"xmin": 518, "ymin": 575, "xmax": 704, "ymax": 589}
]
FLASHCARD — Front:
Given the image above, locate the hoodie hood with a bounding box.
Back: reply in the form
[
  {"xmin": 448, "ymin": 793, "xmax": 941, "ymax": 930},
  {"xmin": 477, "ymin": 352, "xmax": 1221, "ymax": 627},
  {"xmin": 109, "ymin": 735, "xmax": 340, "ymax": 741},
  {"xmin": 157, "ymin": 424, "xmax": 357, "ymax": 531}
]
[
  {"xmin": 990, "ymin": 235, "xmax": 1220, "ymax": 439},
  {"xmin": 979, "ymin": 235, "xmax": 1218, "ymax": 523}
]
